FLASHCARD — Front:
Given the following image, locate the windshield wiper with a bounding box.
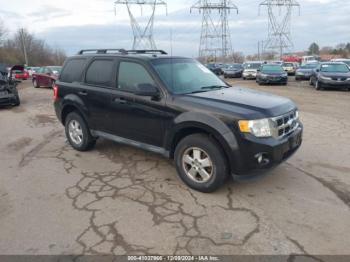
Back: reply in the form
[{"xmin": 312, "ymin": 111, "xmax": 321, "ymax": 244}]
[
  {"xmin": 188, "ymin": 85, "xmax": 229, "ymax": 94},
  {"xmin": 200, "ymin": 85, "xmax": 229, "ymax": 90}
]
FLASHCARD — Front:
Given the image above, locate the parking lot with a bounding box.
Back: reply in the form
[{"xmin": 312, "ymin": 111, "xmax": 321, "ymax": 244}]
[{"xmin": 0, "ymin": 78, "xmax": 349, "ymax": 257}]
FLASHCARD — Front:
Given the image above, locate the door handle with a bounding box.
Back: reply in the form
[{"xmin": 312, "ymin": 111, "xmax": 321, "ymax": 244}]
[
  {"xmin": 113, "ymin": 97, "xmax": 127, "ymax": 104},
  {"xmin": 78, "ymin": 91, "xmax": 88, "ymax": 96}
]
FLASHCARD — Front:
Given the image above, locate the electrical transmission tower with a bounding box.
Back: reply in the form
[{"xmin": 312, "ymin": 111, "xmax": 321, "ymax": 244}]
[
  {"xmin": 259, "ymin": 0, "xmax": 300, "ymax": 59},
  {"xmin": 114, "ymin": 0, "xmax": 167, "ymax": 50},
  {"xmin": 191, "ymin": 0, "xmax": 238, "ymax": 62}
]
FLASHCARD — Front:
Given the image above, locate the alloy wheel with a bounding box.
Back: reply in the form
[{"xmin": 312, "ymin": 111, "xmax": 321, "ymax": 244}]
[
  {"xmin": 182, "ymin": 147, "xmax": 213, "ymax": 183},
  {"xmin": 68, "ymin": 120, "xmax": 83, "ymax": 145}
]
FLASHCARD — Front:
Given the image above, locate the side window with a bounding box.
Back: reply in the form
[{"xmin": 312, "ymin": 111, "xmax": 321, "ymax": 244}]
[
  {"xmin": 60, "ymin": 59, "xmax": 87, "ymax": 83},
  {"xmin": 38, "ymin": 67, "xmax": 44, "ymax": 74},
  {"xmin": 117, "ymin": 62, "xmax": 155, "ymax": 92},
  {"xmin": 44, "ymin": 68, "xmax": 51, "ymax": 74},
  {"xmin": 85, "ymin": 59, "xmax": 114, "ymax": 87}
]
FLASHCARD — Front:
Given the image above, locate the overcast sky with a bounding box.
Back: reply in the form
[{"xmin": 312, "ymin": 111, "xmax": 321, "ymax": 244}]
[{"xmin": 0, "ymin": 0, "xmax": 349, "ymax": 57}]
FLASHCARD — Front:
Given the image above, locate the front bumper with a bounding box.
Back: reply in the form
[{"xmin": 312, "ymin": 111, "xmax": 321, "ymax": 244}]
[
  {"xmin": 319, "ymin": 79, "xmax": 350, "ymax": 88},
  {"xmin": 295, "ymin": 73, "xmax": 312, "ymax": 80},
  {"xmin": 259, "ymin": 77, "xmax": 288, "ymax": 84},
  {"xmin": 224, "ymin": 72, "xmax": 242, "ymax": 78},
  {"xmin": 232, "ymin": 125, "xmax": 303, "ymax": 176},
  {"xmin": 243, "ymin": 72, "xmax": 257, "ymax": 79},
  {"xmin": 0, "ymin": 93, "xmax": 17, "ymax": 106}
]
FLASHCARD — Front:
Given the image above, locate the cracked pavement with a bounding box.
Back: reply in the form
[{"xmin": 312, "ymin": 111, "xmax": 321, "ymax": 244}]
[{"xmin": 0, "ymin": 80, "xmax": 349, "ymax": 258}]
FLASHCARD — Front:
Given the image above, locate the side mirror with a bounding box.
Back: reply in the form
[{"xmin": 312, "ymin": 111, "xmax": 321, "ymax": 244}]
[
  {"xmin": 135, "ymin": 84, "xmax": 159, "ymax": 97},
  {"xmin": 46, "ymin": 72, "xmax": 52, "ymax": 76},
  {"xmin": 315, "ymin": 69, "xmax": 320, "ymax": 73},
  {"xmin": 257, "ymin": 69, "xmax": 261, "ymax": 72}
]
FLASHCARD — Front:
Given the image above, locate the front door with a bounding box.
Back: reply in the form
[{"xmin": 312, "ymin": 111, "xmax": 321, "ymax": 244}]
[{"xmin": 108, "ymin": 60, "xmax": 166, "ymax": 147}]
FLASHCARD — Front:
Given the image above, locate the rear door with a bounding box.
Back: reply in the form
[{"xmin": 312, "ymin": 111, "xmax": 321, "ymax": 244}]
[{"xmin": 82, "ymin": 57, "xmax": 118, "ymax": 133}]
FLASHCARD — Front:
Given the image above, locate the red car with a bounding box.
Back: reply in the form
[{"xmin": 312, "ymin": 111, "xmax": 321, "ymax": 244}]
[
  {"xmin": 13, "ymin": 68, "xmax": 29, "ymax": 80},
  {"xmin": 32, "ymin": 66, "xmax": 62, "ymax": 88}
]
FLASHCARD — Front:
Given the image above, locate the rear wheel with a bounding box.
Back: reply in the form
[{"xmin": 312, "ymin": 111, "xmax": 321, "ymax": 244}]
[
  {"xmin": 174, "ymin": 134, "xmax": 229, "ymax": 193},
  {"xmin": 65, "ymin": 112, "xmax": 96, "ymax": 151}
]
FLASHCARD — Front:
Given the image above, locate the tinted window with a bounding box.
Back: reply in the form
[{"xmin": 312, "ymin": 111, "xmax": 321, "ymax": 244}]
[
  {"xmin": 261, "ymin": 65, "xmax": 285, "ymax": 73},
  {"xmin": 60, "ymin": 59, "xmax": 87, "ymax": 83},
  {"xmin": 320, "ymin": 64, "xmax": 350, "ymax": 73},
  {"xmin": 117, "ymin": 62, "xmax": 155, "ymax": 92},
  {"xmin": 86, "ymin": 59, "xmax": 114, "ymax": 86}
]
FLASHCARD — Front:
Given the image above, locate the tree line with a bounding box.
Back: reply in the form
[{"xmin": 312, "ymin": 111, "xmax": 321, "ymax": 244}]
[
  {"xmin": 0, "ymin": 20, "xmax": 67, "ymax": 67},
  {"xmin": 308, "ymin": 42, "xmax": 350, "ymax": 57}
]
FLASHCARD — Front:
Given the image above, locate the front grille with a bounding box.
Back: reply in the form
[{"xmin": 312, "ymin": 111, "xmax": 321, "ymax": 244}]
[
  {"xmin": 271, "ymin": 110, "xmax": 299, "ymax": 138},
  {"xmin": 331, "ymin": 77, "xmax": 346, "ymax": 81}
]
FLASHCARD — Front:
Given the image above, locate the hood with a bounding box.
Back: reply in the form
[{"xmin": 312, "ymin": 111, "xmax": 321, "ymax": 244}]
[
  {"xmin": 297, "ymin": 68, "xmax": 314, "ymax": 73},
  {"xmin": 177, "ymin": 87, "xmax": 296, "ymax": 119},
  {"xmin": 320, "ymin": 72, "xmax": 350, "ymax": 78}
]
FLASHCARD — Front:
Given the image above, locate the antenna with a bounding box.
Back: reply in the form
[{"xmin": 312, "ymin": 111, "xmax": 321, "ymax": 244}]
[
  {"xmin": 259, "ymin": 0, "xmax": 300, "ymax": 59},
  {"xmin": 114, "ymin": 0, "xmax": 167, "ymax": 50},
  {"xmin": 191, "ymin": 0, "xmax": 238, "ymax": 63}
]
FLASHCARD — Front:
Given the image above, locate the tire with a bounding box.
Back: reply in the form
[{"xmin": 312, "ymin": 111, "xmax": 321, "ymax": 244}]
[
  {"xmin": 243, "ymin": 77, "xmax": 246, "ymax": 80},
  {"xmin": 33, "ymin": 79, "xmax": 40, "ymax": 88},
  {"xmin": 14, "ymin": 95, "xmax": 20, "ymax": 106},
  {"xmin": 315, "ymin": 80, "xmax": 323, "ymax": 91},
  {"xmin": 174, "ymin": 134, "xmax": 229, "ymax": 193},
  {"xmin": 309, "ymin": 78, "xmax": 314, "ymax": 86},
  {"xmin": 51, "ymin": 80, "xmax": 55, "ymax": 89},
  {"xmin": 65, "ymin": 112, "xmax": 96, "ymax": 151}
]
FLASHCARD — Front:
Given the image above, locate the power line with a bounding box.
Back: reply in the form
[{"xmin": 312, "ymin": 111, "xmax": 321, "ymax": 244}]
[
  {"xmin": 190, "ymin": 0, "xmax": 238, "ymax": 62},
  {"xmin": 259, "ymin": 0, "xmax": 300, "ymax": 59},
  {"xmin": 114, "ymin": 0, "xmax": 167, "ymax": 50}
]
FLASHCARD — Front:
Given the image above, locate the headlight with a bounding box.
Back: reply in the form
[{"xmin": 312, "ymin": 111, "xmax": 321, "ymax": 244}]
[
  {"xmin": 320, "ymin": 76, "xmax": 332, "ymax": 80},
  {"xmin": 282, "ymin": 73, "xmax": 288, "ymax": 77},
  {"xmin": 238, "ymin": 119, "xmax": 272, "ymax": 138}
]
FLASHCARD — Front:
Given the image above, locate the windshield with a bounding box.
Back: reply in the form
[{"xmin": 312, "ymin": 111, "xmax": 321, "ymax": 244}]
[
  {"xmin": 283, "ymin": 63, "xmax": 293, "ymax": 67},
  {"xmin": 48, "ymin": 66, "xmax": 62, "ymax": 73},
  {"xmin": 244, "ymin": 63, "xmax": 261, "ymax": 69},
  {"xmin": 320, "ymin": 64, "xmax": 350, "ymax": 73},
  {"xmin": 227, "ymin": 64, "xmax": 242, "ymax": 70},
  {"xmin": 261, "ymin": 65, "xmax": 285, "ymax": 73},
  {"xmin": 300, "ymin": 63, "xmax": 318, "ymax": 69},
  {"xmin": 152, "ymin": 58, "xmax": 227, "ymax": 95}
]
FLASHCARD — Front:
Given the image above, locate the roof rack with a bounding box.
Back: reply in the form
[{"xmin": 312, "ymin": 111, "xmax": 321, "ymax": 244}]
[
  {"xmin": 127, "ymin": 50, "xmax": 168, "ymax": 55},
  {"xmin": 77, "ymin": 49, "xmax": 128, "ymax": 55}
]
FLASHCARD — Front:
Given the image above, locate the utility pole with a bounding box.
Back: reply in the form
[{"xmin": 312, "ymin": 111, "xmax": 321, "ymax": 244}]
[
  {"xmin": 114, "ymin": 0, "xmax": 167, "ymax": 50},
  {"xmin": 19, "ymin": 28, "xmax": 28, "ymax": 66},
  {"xmin": 259, "ymin": 0, "xmax": 300, "ymax": 60},
  {"xmin": 191, "ymin": 0, "xmax": 238, "ymax": 63}
]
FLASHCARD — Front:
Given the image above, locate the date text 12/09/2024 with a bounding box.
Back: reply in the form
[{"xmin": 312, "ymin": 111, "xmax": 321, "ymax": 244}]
[{"xmin": 128, "ymin": 256, "xmax": 220, "ymax": 261}]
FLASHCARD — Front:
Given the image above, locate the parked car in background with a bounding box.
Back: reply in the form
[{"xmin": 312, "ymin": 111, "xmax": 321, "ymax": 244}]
[
  {"xmin": 26, "ymin": 67, "xmax": 40, "ymax": 78},
  {"xmin": 302, "ymin": 55, "xmax": 320, "ymax": 65},
  {"xmin": 12, "ymin": 66, "xmax": 29, "ymax": 80},
  {"xmin": 295, "ymin": 63, "xmax": 319, "ymax": 81},
  {"xmin": 54, "ymin": 49, "xmax": 303, "ymax": 192},
  {"xmin": 223, "ymin": 64, "xmax": 244, "ymax": 78},
  {"xmin": 206, "ymin": 63, "xmax": 222, "ymax": 75},
  {"xmin": 282, "ymin": 62, "xmax": 297, "ymax": 75},
  {"xmin": 242, "ymin": 62, "xmax": 263, "ymax": 80},
  {"xmin": 331, "ymin": 59, "xmax": 350, "ymax": 67},
  {"xmin": 0, "ymin": 65, "xmax": 21, "ymax": 107},
  {"xmin": 32, "ymin": 66, "xmax": 62, "ymax": 88},
  {"xmin": 310, "ymin": 62, "xmax": 350, "ymax": 91},
  {"xmin": 256, "ymin": 64, "xmax": 288, "ymax": 85}
]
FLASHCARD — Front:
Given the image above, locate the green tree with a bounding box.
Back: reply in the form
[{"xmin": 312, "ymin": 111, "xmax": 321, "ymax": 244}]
[{"xmin": 308, "ymin": 42, "xmax": 320, "ymax": 55}]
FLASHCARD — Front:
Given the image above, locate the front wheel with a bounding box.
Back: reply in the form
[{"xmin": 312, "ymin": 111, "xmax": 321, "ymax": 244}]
[
  {"xmin": 315, "ymin": 80, "xmax": 323, "ymax": 91},
  {"xmin": 33, "ymin": 79, "xmax": 40, "ymax": 88},
  {"xmin": 65, "ymin": 112, "xmax": 96, "ymax": 151},
  {"xmin": 174, "ymin": 134, "xmax": 229, "ymax": 193}
]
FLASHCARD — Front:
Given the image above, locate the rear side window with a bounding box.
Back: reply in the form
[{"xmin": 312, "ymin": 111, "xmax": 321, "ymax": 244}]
[
  {"xmin": 117, "ymin": 62, "xmax": 155, "ymax": 92},
  {"xmin": 85, "ymin": 59, "xmax": 114, "ymax": 87},
  {"xmin": 60, "ymin": 59, "xmax": 87, "ymax": 83}
]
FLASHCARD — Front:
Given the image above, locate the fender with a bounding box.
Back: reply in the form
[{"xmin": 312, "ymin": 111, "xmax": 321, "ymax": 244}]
[
  {"xmin": 165, "ymin": 112, "xmax": 241, "ymax": 173},
  {"xmin": 61, "ymin": 94, "xmax": 90, "ymax": 125}
]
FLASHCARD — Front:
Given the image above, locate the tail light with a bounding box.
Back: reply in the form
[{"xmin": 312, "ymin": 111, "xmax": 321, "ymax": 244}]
[{"xmin": 53, "ymin": 84, "xmax": 59, "ymax": 101}]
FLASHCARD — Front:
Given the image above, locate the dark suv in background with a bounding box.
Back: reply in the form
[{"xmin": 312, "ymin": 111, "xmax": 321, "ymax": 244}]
[{"xmin": 54, "ymin": 49, "xmax": 303, "ymax": 192}]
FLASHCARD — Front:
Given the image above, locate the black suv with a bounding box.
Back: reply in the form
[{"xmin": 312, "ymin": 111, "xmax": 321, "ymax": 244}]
[{"xmin": 54, "ymin": 49, "xmax": 303, "ymax": 193}]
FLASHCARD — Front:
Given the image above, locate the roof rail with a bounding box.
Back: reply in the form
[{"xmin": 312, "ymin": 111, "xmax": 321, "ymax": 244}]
[
  {"xmin": 77, "ymin": 49, "xmax": 128, "ymax": 55},
  {"xmin": 127, "ymin": 50, "xmax": 168, "ymax": 55}
]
